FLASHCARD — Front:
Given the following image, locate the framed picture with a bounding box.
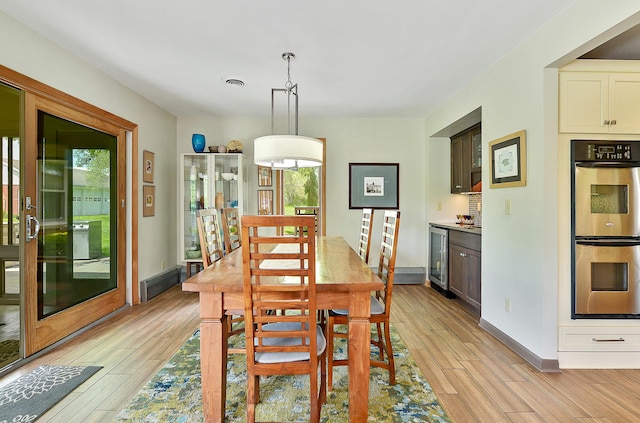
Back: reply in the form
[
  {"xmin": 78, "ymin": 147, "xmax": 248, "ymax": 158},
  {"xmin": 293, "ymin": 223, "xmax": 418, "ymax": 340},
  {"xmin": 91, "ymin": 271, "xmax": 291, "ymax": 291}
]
[
  {"xmin": 143, "ymin": 185, "xmax": 155, "ymax": 217},
  {"xmin": 258, "ymin": 165, "xmax": 272, "ymax": 187},
  {"xmin": 349, "ymin": 163, "xmax": 399, "ymax": 209},
  {"xmin": 143, "ymin": 150, "xmax": 155, "ymax": 183},
  {"xmin": 489, "ymin": 130, "xmax": 526, "ymax": 188},
  {"xmin": 258, "ymin": 190, "xmax": 273, "ymax": 215}
]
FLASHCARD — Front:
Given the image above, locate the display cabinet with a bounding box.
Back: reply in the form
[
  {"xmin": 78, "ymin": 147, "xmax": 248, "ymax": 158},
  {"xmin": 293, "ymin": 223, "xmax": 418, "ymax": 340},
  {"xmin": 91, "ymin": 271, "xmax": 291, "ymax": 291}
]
[{"xmin": 178, "ymin": 153, "xmax": 248, "ymax": 268}]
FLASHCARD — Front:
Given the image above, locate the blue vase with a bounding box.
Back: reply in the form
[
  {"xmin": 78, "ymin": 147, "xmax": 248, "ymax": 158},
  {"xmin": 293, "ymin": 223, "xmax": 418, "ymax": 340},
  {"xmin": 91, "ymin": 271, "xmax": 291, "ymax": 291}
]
[{"xmin": 192, "ymin": 133, "xmax": 206, "ymax": 153}]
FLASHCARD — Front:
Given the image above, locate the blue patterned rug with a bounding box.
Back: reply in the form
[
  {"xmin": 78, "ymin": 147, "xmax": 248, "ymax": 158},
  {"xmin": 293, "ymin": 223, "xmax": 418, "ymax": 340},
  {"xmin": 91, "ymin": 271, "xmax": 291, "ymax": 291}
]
[
  {"xmin": 115, "ymin": 325, "xmax": 451, "ymax": 422},
  {"xmin": 0, "ymin": 365, "xmax": 102, "ymax": 421}
]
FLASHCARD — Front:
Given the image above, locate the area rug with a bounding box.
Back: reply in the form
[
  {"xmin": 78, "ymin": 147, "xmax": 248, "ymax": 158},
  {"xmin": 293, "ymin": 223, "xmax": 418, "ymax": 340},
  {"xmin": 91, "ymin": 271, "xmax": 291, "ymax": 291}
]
[
  {"xmin": 0, "ymin": 365, "xmax": 102, "ymax": 421},
  {"xmin": 0, "ymin": 339, "xmax": 20, "ymax": 369},
  {"xmin": 115, "ymin": 325, "xmax": 451, "ymax": 422}
]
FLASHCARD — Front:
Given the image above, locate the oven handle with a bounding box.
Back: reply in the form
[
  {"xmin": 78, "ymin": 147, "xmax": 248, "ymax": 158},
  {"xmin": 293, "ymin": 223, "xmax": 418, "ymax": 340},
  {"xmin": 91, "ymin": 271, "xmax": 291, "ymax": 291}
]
[
  {"xmin": 576, "ymin": 238, "xmax": 640, "ymax": 247},
  {"xmin": 576, "ymin": 162, "xmax": 640, "ymax": 169}
]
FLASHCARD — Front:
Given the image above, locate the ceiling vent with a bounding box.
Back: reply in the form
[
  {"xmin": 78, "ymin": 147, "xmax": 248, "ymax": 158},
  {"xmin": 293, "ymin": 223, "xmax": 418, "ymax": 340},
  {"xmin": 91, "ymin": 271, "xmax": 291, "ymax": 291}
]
[{"xmin": 223, "ymin": 77, "xmax": 245, "ymax": 86}]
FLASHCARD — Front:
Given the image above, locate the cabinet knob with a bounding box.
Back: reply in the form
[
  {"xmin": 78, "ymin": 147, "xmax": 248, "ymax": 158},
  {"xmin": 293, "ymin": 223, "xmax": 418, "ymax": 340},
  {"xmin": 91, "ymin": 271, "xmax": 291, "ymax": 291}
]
[
  {"xmin": 604, "ymin": 120, "xmax": 610, "ymax": 125},
  {"xmin": 610, "ymin": 119, "xmax": 617, "ymax": 125}
]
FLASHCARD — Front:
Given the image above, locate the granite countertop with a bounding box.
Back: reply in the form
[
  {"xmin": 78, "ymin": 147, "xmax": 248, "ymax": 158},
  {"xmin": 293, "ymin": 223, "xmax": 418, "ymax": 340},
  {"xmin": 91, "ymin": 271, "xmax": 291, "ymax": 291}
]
[{"xmin": 430, "ymin": 222, "xmax": 482, "ymax": 235}]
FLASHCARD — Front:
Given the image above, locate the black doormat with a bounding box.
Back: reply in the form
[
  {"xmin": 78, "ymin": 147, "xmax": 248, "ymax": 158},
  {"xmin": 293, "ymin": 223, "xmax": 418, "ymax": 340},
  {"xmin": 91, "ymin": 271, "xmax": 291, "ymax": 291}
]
[{"xmin": 0, "ymin": 365, "xmax": 102, "ymax": 421}]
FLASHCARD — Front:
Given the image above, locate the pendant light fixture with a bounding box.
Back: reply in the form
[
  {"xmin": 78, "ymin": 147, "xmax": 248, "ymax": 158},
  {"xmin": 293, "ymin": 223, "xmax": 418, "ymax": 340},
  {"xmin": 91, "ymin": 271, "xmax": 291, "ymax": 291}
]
[{"xmin": 253, "ymin": 52, "xmax": 323, "ymax": 169}]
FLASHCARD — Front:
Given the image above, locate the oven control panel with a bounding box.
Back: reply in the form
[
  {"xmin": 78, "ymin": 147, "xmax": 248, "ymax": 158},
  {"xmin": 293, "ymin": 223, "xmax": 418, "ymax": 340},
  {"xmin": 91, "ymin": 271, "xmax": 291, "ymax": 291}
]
[{"xmin": 573, "ymin": 140, "xmax": 640, "ymax": 162}]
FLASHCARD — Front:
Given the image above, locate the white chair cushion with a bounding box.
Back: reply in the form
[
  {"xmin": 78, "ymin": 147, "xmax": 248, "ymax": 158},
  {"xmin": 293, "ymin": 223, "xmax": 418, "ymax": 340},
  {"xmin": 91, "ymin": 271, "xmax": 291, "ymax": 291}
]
[
  {"xmin": 254, "ymin": 322, "xmax": 326, "ymax": 364},
  {"xmin": 332, "ymin": 295, "xmax": 385, "ymax": 316}
]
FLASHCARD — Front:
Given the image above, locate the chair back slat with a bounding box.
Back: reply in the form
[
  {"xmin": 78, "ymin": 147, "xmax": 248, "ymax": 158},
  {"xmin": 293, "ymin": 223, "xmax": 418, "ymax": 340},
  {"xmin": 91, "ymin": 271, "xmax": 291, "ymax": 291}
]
[
  {"xmin": 221, "ymin": 207, "xmax": 241, "ymax": 254},
  {"xmin": 377, "ymin": 210, "xmax": 401, "ymax": 315},
  {"xmin": 196, "ymin": 208, "xmax": 224, "ymax": 267},
  {"xmin": 357, "ymin": 208, "xmax": 374, "ymax": 263}
]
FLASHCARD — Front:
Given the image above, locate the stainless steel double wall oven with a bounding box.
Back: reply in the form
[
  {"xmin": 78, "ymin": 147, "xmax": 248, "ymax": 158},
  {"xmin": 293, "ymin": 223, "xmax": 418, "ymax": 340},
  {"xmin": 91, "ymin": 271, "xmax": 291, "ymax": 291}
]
[{"xmin": 572, "ymin": 140, "xmax": 640, "ymax": 318}]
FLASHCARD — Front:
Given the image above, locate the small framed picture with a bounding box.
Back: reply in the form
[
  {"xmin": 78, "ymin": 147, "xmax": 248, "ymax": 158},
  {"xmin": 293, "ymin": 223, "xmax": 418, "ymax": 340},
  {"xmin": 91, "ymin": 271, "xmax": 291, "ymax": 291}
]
[
  {"xmin": 143, "ymin": 185, "xmax": 155, "ymax": 217},
  {"xmin": 349, "ymin": 163, "xmax": 399, "ymax": 209},
  {"xmin": 258, "ymin": 190, "xmax": 273, "ymax": 215},
  {"xmin": 489, "ymin": 130, "xmax": 526, "ymax": 188},
  {"xmin": 143, "ymin": 150, "xmax": 155, "ymax": 183},
  {"xmin": 258, "ymin": 165, "xmax": 272, "ymax": 187}
]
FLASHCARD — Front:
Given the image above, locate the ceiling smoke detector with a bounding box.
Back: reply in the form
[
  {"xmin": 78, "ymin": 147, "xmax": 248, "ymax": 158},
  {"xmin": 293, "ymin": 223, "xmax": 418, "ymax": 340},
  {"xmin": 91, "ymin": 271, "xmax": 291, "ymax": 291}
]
[{"xmin": 223, "ymin": 77, "xmax": 245, "ymax": 86}]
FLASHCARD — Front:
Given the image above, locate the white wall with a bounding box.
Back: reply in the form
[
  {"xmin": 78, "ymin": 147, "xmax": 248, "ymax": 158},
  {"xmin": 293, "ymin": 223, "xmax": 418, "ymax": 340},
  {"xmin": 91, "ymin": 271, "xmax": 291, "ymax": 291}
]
[
  {"xmin": 425, "ymin": 1, "xmax": 640, "ymax": 363},
  {"xmin": 177, "ymin": 117, "xmax": 425, "ymax": 267},
  {"xmin": 0, "ymin": 11, "xmax": 178, "ymax": 290}
]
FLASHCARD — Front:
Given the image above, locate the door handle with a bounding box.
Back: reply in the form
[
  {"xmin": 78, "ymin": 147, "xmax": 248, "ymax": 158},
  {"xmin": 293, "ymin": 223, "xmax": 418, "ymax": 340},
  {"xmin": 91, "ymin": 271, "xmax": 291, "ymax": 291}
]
[{"xmin": 26, "ymin": 214, "xmax": 41, "ymax": 241}]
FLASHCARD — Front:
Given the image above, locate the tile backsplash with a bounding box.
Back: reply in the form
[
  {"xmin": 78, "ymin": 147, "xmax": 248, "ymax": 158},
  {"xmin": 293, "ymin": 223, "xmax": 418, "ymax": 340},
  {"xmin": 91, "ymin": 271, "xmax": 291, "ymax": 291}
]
[{"xmin": 468, "ymin": 193, "xmax": 482, "ymax": 227}]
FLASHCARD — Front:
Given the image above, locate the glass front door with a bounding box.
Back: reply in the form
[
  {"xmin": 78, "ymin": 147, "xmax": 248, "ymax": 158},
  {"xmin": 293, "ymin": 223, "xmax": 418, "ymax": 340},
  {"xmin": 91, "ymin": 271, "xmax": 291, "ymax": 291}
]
[
  {"xmin": 36, "ymin": 112, "xmax": 117, "ymax": 319},
  {"xmin": 0, "ymin": 83, "xmax": 21, "ymax": 370},
  {"xmin": 24, "ymin": 93, "xmax": 126, "ymax": 355}
]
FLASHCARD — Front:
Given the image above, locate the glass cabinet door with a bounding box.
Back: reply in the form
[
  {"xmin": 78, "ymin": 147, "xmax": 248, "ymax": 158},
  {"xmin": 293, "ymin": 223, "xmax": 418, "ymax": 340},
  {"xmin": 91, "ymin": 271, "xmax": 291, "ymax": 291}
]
[
  {"xmin": 471, "ymin": 130, "xmax": 482, "ymax": 169},
  {"xmin": 181, "ymin": 154, "xmax": 210, "ymax": 262},
  {"xmin": 214, "ymin": 155, "xmax": 238, "ymax": 209}
]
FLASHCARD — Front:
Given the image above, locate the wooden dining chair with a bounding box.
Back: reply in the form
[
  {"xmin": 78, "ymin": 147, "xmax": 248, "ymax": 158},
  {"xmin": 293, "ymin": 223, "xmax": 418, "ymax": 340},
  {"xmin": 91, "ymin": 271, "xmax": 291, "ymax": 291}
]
[
  {"xmin": 357, "ymin": 208, "xmax": 374, "ymax": 263},
  {"xmin": 196, "ymin": 208, "xmax": 224, "ymax": 267},
  {"xmin": 221, "ymin": 207, "xmax": 241, "ymax": 255},
  {"xmin": 241, "ymin": 215, "xmax": 326, "ymax": 423},
  {"xmin": 294, "ymin": 206, "xmax": 319, "ymax": 236},
  {"xmin": 326, "ymin": 209, "xmax": 400, "ymax": 389},
  {"xmin": 196, "ymin": 208, "xmax": 244, "ymax": 352}
]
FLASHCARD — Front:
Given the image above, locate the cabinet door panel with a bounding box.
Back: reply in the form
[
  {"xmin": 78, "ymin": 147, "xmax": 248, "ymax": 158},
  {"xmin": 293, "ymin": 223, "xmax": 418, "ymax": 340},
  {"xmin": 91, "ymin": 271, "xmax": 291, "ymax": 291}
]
[
  {"xmin": 448, "ymin": 244, "xmax": 465, "ymax": 297},
  {"xmin": 559, "ymin": 72, "xmax": 608, "ymax": 133},
  {"xmin": 450, "ymin": 136, "xmax": 465, "ymax": 193},
  {"xmin": 466, "ymin": 249, "xmax": 481, "ymax": 310},
  {"xmin": 610, "ymin": 74, "xmax": 640, "ymax": 134}
]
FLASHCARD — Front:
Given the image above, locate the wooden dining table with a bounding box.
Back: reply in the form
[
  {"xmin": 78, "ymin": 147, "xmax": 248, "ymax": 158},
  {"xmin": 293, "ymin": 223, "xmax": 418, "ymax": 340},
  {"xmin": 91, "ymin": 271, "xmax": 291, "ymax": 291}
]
[{"xmin": 182, "ymin": 236, "xmax": 384, "ymax": 422}]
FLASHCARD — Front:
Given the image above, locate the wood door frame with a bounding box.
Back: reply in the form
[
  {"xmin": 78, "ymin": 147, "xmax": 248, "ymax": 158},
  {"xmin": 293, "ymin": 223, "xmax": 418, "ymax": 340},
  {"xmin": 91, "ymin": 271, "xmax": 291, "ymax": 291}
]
[{"xmin": 0, "ymin": 65, "xmax": 139, "ymax": 355}]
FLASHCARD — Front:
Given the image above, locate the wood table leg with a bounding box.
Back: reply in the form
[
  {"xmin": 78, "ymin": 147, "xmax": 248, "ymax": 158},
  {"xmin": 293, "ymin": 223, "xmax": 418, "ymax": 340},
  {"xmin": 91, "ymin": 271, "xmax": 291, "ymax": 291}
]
[
  {"xmin": 199, "ymin": 291, "xmax": 228, "ymax": 423},
  {"xmin": 348, "ymin": 291, "xmax": 371, "ymax": 422}
]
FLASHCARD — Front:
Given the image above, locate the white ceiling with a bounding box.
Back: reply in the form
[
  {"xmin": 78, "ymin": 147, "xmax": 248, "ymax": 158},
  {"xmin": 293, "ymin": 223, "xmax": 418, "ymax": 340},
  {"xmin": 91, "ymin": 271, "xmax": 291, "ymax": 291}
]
[{"xmin": 0, "ymin": 1, "xmax": 579, "ymax": 118}]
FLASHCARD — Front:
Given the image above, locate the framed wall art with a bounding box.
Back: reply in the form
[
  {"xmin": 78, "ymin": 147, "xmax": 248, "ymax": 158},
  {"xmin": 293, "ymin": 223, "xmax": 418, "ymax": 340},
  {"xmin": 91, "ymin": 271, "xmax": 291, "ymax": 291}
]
[
  {"xmin": 489, "ymin": 130, "xmax": 526, "ymax": 188},
  {"xmin": 258, "ymin": 189, "xmax": 273, "ymax": 215},
  {"xmin": 143, "ymin": 150, "xmax": 155, "ymax": 183},
  {"xmin": 349, "ymin": 163, "xmax": 399, "ymax": 209},
  {"xmin": 143, "ymin": 185, "xmax": 155, "ymax": 217},
  {"xmin": 258, "ymin": 165, "xmax": 272, "ymax": 187}
]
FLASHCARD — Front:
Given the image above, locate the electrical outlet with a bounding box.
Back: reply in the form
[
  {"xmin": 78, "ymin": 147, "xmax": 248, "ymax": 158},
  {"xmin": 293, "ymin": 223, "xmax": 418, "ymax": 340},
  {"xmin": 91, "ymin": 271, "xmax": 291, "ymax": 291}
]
[
  {"xmin": 505, "ymin": 199, "xmax": 511, "ymax": 215},
  {"xmin": 505, "ymin": 297, "xmax": 511, "ymax": 313},
  {"xmin": 161, "ymin": 260, "xmax": 166, "ymax": 271},
  {"xmin": 437, "ymin": 201, "xmax": 442, "ymax": 211},
  {"xmin": 477, "ymin": 202, "xmax": 482, "ymax": 212}
]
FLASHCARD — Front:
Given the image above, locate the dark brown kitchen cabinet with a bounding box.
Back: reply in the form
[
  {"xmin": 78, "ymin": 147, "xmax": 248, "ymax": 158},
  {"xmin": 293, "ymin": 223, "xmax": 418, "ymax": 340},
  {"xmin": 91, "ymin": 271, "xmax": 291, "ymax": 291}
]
[
  {"xmin": 450, "ymin": 124, "xmax": 481, "ymax": 194},
  {"xmin": 448, "ymin": 230, "xmax": 481, "ymax": 314}
]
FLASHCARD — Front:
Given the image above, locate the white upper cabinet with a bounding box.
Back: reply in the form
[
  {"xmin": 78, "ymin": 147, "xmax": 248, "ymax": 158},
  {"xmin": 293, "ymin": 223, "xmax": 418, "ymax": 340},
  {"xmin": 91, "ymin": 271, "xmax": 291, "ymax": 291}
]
[{"xmin": 560, "ymin": 71, "xmax": 640, "ymax": 134}]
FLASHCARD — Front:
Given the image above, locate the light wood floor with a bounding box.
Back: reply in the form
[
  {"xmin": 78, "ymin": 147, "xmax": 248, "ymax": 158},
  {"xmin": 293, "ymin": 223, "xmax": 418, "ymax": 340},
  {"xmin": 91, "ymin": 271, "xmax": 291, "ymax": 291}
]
[{"xmin": 2, "ymin": 283, "xmax": 640, "ymax": 422}]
